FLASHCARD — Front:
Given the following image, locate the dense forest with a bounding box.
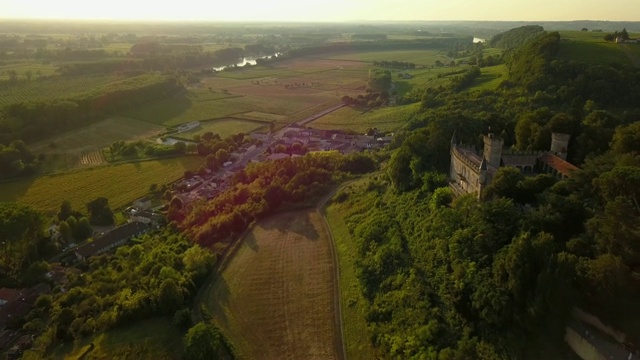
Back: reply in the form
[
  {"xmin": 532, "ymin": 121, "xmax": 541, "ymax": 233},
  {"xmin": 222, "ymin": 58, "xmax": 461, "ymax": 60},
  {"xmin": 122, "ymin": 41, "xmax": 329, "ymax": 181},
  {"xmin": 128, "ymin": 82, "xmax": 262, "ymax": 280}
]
[{"xmin": 340, "ymin": 25, "xmax": 640, "ymax": 359}]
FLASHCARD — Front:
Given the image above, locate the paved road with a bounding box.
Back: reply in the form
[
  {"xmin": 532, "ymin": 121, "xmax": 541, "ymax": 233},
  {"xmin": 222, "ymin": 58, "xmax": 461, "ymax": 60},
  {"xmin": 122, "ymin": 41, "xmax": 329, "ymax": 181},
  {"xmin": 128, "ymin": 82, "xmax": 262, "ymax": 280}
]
[{"xmin": 569, "ymin": 321, "xmax": 638, "ymax": 360}]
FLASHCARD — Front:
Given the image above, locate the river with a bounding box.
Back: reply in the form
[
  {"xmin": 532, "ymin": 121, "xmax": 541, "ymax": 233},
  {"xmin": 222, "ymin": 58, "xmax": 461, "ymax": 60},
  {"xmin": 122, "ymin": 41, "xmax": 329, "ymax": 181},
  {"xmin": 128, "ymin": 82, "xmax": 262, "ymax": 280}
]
[{"xmin": 212, "ymin": 53, "xmax": 281, "ymax": 71}]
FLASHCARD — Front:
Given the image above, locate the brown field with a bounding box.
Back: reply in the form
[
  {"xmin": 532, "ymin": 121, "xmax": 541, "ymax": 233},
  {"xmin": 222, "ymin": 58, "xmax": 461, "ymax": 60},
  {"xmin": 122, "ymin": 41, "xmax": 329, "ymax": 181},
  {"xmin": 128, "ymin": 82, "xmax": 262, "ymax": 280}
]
[{"xmin": 205, "ymin": 210, "xmax": 339, "ymax": 360}]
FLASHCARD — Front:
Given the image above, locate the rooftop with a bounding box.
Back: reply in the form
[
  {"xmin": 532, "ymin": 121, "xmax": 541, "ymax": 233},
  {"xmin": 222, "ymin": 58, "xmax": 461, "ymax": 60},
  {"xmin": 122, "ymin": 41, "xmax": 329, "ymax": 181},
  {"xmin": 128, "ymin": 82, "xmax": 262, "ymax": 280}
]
[
  {"xmin": 538, "ymin": 154, "xmax": 579, "ymax": 177},
  {"xmin": 75, "ymin": 221, "xmax": 147, "ymax": 258}
]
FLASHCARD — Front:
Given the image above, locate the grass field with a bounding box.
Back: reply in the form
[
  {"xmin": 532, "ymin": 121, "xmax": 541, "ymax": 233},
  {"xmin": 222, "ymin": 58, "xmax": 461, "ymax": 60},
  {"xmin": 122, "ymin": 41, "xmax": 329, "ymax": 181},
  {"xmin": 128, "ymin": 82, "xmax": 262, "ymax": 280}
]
[
  {"xmin": 204, "ymin": 210, "xmax": 339, "ymax": 359},
  {"xmin": 321, "ymin": 49, "xmax": 451, "ymax": 66},
  {"xmin": 308, "ymin": 102, "xmax": 420, "ymax": 133},
  {"xmin": 0, "ymin": 156, "xmax": 202, "ymax": 215},
  {"xmin": 325, "ymin": 199, "xmax": 376, "ymax": 360},
  {"xmin": 179, "ymin": 118, "xmax": 269, "ymax": 139},
  {"xmin": 45, "ymin": 317, "xmax": 182, "ymax": 360},
  {"xmin": 467, "ymin": 64, "xmax": 508, "ymax": 91},
  {"xmin": 557, "ymin": 31, "xmax": 640, "ymax": 66},
  {"xmin": 28, "ymin": 117, "xmax": 164, "ymax": 172},
  {"xmin": 0, "ymin": 74, "xmax": 128, "ymax": 106}
]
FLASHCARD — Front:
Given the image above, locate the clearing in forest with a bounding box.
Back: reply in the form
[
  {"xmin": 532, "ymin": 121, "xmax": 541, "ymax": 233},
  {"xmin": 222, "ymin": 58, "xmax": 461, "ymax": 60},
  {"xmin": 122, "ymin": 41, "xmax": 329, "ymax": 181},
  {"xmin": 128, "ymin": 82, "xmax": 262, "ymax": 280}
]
[{"xmin": 205, "ymin": 210, "xmax": 339, "ymax": 360}]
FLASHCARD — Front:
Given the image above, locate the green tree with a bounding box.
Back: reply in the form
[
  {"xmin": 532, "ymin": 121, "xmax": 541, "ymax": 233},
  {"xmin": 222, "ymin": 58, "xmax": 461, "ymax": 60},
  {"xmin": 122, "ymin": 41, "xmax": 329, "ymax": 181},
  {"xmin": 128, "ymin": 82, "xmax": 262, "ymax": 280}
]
[
  {"xmin": 183, "ymin": 323, "xmax": 222, "ymax": 360},
  {"xmin": 158, "ymin": 279, "xmax": 183, "ymax": 314},
  {"xmin": 86, "ymin": 197, "xmax": 114, "ymax": 226},
  {"xmin": 73, "ymin": 217, "xmax": 93, "ymax": 242}
]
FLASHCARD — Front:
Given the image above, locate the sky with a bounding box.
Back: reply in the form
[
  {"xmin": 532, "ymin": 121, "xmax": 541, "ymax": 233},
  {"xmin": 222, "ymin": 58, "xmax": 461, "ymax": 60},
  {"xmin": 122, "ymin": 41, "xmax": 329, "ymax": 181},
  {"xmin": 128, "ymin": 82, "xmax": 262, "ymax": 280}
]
[{"xmin": 2, "ymin": 0, "xmax": 640, "ymax": 22}]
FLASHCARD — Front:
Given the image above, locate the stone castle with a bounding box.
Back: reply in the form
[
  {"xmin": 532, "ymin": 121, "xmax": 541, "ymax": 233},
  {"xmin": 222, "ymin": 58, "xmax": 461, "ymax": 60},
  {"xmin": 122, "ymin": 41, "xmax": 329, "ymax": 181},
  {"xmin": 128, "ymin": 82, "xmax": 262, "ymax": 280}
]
[{"xmin": 449, "ymin": 132, "xmax": 578, "ymax": 198}]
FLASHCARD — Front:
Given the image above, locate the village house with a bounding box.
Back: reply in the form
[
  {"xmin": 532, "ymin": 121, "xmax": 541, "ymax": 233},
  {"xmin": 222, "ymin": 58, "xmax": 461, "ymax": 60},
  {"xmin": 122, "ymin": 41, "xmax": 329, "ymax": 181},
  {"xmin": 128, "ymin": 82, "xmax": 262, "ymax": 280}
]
[
  {"xmin": 132, "ymin": 197, "xmax": 152, "ymax": 210},
  {"xmin": 450, "ymin": 132, "xmax": 578, "ymax": 199},
  {"xmin": 75, "ymin": 221, "xmax": 148, "ymax": 261}
]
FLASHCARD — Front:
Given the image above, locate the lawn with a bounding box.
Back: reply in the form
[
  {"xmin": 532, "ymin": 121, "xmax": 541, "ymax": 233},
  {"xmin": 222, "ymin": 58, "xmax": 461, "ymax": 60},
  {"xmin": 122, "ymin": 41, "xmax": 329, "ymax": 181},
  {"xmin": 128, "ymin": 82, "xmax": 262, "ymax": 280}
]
[
  {"xmin": 39, "ymin": 317, "xmax": 182, "ymax": 360},
  {"xmin": 322, "ymin": 49, "xmax": 451, "ymax": 66},
  {"xmin": 308, "ymin": 102, "xmax": 420, "ymax": 133},
  {"xmin": 204, "ymin": 210, "xmax": 340, "ymax": 359},
  {"xmin": 325, "ymin": 200, "xmax": 376, "ymax": 360},
  {"xmin": 0, "ymin": 156, "xmax": 203, "ymax": 215},
  {"xmin": 178, "ymin": 118, "xmax": 269, "ymax": 139}
]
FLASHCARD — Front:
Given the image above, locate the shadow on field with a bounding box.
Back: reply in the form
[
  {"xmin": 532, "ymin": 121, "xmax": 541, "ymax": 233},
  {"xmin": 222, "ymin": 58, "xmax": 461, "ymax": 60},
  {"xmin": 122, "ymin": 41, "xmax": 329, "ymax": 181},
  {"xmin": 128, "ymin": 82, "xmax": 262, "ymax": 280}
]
[
  {"xmin": 244, "ymin": 233, "xmax": 259, "ymax": 252},
  {"xmin": 211, "ymin": 275, "xmax": 231, "ymax": 326},
  {"xmin": 260, "ymin": 211, "xmax": 321, "ymax": 242}
]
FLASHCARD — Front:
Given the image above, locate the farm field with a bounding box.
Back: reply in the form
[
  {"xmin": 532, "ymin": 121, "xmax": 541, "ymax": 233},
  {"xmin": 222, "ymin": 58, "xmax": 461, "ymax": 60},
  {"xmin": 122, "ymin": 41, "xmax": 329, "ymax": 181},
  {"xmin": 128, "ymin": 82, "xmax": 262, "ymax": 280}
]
[
  {"xmin": 43, "ymin": 317, "xmax": 182, "ymax": 360},
  {"xmin": 320, "ymin": 49, "xmax": 451, "ymax": 66},
  {"xmin": 0, "ymin": 156, "xmax": 203, "ymax": 215},
  {"xmin": 0, "ymin": 61, "xmax": 59, "ymax": 80},
  {"xmin": 308, "ymin": 102, "xmax": 420, "ymax": 133},
  {"xmin": 28, "ymin": 117, "xmax": 165, "ymax": 172},
  {"xmin": 0, "ymin": 74, "xmax": 129, "ymax": 106},
  {"xmin": 204, "ymin": 210, "xmax": 339, "ymax": 359},
  {"xmin": 325, "ymin": 193, "xmax": 377, "ymax": 360},
  {"xmin": 178, "ymin": 118, "xmax": 269, "ymax": 139},
  {"xmin": 557, "ymin": 31, "xmax": 640, "ymax": 66},
  {"xmin": 122, "ymin": 58, "xmax": 370, "ymax": 127}
]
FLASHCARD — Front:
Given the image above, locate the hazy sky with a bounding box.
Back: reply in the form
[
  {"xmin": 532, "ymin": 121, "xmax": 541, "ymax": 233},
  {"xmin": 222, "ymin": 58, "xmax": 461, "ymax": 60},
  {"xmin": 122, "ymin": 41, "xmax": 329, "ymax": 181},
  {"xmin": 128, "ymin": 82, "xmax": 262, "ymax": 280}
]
[{"xmin": 2, "ymin": 0, "xmax": 639, "ymax": 22}]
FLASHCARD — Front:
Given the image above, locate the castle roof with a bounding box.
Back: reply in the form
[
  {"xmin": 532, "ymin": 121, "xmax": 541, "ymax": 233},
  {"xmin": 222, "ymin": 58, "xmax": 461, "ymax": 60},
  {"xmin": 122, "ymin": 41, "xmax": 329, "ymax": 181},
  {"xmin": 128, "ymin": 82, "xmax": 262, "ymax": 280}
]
[{"xmin": 537, "ymin": 154, "xmax": 579, "ymax": 178}]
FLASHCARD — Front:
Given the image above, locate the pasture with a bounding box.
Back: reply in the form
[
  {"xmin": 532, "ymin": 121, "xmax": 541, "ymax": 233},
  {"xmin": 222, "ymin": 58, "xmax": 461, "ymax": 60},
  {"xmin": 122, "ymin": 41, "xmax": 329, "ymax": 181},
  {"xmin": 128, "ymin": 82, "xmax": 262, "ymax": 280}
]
[
  {"xmin": 204, "ymin": 210, "xmax": 339, "ymax": 359},
  {"xmin": 0, "ymin": 156, "xmax": 203, "ymax": 215},
  {"xmin": 308, "ymin": 102, "xmax": 420, "ymax": 133},
  {"xmin": 28, "ymin": 117, "xmax": 164, "ymax": 172},
  {"xmin": 557, "ymin": 31, "xmax": 640, "ymax": 66},
  {"xmin": 45, "ymin": 317, "xmax": 181, "ymax": 360}
]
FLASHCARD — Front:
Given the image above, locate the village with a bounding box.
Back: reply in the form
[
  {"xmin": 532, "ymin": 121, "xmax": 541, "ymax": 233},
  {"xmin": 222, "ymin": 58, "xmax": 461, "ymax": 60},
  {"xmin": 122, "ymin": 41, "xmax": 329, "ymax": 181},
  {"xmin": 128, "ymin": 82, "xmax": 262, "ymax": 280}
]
[{"xmin": 0, "ymin": 120, "xmax": 392, "ymax": 356}]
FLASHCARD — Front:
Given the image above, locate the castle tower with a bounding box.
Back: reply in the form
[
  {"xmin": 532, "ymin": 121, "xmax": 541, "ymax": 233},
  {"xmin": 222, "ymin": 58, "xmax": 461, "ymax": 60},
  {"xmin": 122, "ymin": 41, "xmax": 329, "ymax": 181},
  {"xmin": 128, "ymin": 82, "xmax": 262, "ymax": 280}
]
[
  {"xmin": 483, "ymin": 133, "xmax": 504, "ymax": 169},
  {"xmin": 550, "ymin": 133, "xmax": 571, "ymax": 160}
]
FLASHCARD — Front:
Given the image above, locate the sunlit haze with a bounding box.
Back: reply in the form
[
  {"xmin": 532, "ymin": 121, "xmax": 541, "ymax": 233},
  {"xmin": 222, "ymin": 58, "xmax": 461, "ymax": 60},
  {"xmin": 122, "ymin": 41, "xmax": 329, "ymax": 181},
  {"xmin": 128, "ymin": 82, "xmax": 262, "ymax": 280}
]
[{"xmin": 2, "ymin": 0, "xmax": 640, "ymax": 22}]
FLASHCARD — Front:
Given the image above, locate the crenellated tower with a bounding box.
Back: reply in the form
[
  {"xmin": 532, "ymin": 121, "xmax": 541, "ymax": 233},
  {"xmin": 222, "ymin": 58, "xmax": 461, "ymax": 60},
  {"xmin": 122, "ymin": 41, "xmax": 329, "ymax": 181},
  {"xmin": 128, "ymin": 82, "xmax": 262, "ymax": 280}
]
[
  {"xmin": 483, "ymin": 133, "xmax": 504, "ymax": 169},
  {"xmin": 550, "ymin": 133, "xmax": 571, "ymax": 160}
]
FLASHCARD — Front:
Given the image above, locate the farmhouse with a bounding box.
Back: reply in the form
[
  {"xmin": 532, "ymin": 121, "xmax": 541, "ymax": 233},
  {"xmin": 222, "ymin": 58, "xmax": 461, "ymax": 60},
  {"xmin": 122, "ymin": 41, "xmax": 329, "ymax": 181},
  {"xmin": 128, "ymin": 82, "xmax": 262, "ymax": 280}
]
[
  {"xmin": 450, "ymin": 132, "xmax": 578, "ymax": 199},
  {"xmin": 75, "ymin": 221, "xmax": 148, "ymax": 261}
]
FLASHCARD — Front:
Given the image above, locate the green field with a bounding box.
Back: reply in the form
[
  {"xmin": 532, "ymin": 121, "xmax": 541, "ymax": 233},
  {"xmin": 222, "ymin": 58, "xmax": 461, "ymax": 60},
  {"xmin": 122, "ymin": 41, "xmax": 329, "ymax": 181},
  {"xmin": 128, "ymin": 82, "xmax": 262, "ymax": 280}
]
[
  {"xmin": 0, "ymin": 156, "xmax": 203, "ymax": 215},
  {"xmin": 204, "ymin": 210, "xmax": 339, "ymax": 359},
  {"xmin": 27, "ymin": 117, "xmax": 165, "ymax": 172},
  {"xmin": 309, "ymin": 102, "xmax": 420, "ymax": 133},
  {"xmin": 467, "ymin": 64, "xmax": 508, "ymax": 91},
  {"xmin": 41, "ymin": 317, "xmax": 182, "ymax": 360},
  {"xmin": 179, "ymin": 118, "xmax": 269, "ymax": 139},
  {"xmin": 557, "ymin": 31, "xmax": 640, "ymax": 66},
  {"xmin": 322, "ymin": 49, "xmax": 451, "ymax": 66},
  {"xmin": 325, "ymin": 198, "xmax": 376, "ymax": 360},
  {"xmin": 0, "ymin": 74, "xmax": 130, "ymax": 106},
  {"xmin": 0, "ymin": 62, "xmax": 59, "ymax": 80}
]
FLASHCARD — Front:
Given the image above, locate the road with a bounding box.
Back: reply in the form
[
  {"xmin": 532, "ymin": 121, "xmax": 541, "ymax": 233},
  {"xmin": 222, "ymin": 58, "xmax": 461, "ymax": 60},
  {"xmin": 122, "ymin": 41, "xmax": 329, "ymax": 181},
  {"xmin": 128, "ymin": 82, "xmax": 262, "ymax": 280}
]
[
  {"xmin": 317, "ymin": 185, "xmax": 349, "ymax": 360},
  {"xmin": 569, "ymin": 320, "xmax": 638, "ymax": 360}
]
